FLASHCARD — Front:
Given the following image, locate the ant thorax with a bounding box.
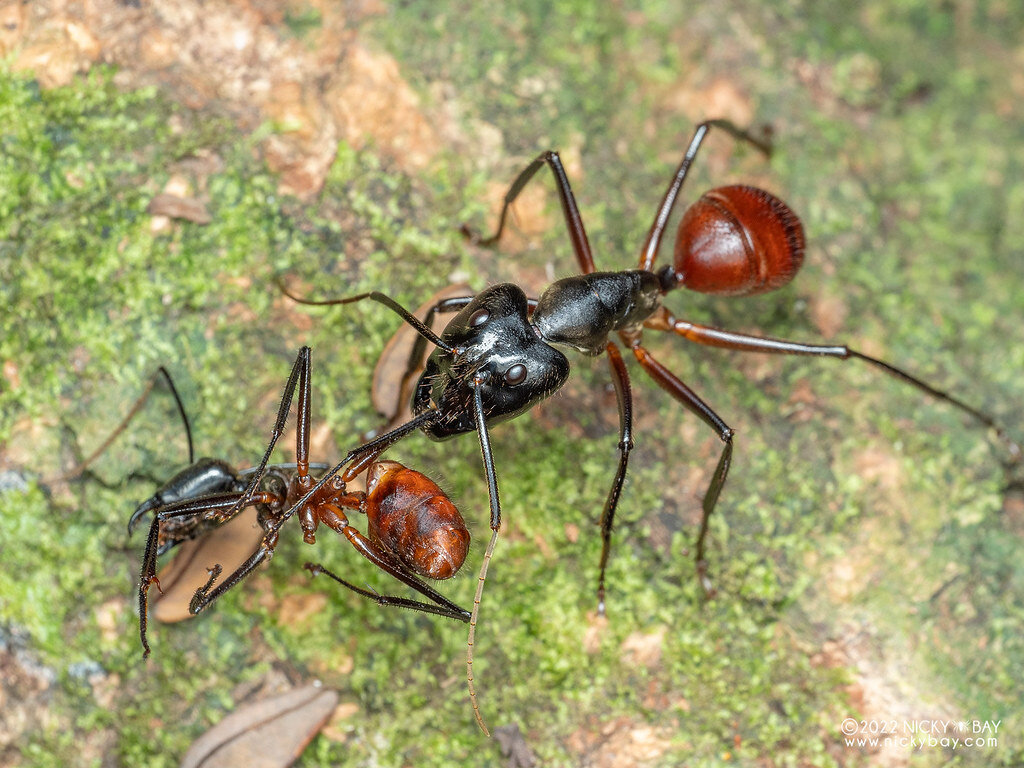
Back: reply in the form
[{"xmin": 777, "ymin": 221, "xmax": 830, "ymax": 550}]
[{"xmin": 531, "ymin": 270, "xmax": 662, "ymax": 356}]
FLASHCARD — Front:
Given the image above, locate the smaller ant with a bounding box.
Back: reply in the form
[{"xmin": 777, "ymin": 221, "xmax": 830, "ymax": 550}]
[{"xmin": 64, "ymin": 349, "xmax": 473, "ymax": 657}]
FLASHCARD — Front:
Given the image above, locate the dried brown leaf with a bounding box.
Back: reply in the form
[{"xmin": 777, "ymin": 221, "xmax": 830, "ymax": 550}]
[
  {"xmin": 151, "ymin": 508, "xmax": 265, "ymax": 623},
  {"xmin": 146, "ymin": 193, "xmax": 212, "ymax": 224},
  {"xmin": 371, "ymin": 283, "xmax": 473, "ymax": 424},
  {"xmin": 180, "ymin": 683, "xmax": 339, "ymax": 768}
]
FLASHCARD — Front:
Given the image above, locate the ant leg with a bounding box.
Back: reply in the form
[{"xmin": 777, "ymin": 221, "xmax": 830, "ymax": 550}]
[
  {"xmin": 639, "ymin": 119, "xmax": 773, "ymax": 272},
  {"xmin": 231, "ymin": 347, "xmax": 311, "ymax": 516},
  {"xmin": 187, "ymin": 528, "xmax": 280, "ymax": 616},
  {"xmin": 596, "ymin": 342, "xmax": 634, "ymax": 616},
  {"xmin": 303, "ymin": 502, "xmax": 470, "ymax": 622},
  {"xmin": 138, "ymin": 348, "xmax": 317, "ymax": 656},
  {"xmin": 462, "ymin": 151, "xmax": 597, "ymax": 274},
  {"xmin": 466, "ymin": 379, "xmax": 501, "ymax": 736},
  {"xmin": 283, "ymin": 410, "xmax": 442, "ymax": 540},
  {"xmin": 54, "ymin": 367, "xmax": 194, "ymax": 483},
  {"xmin": 306, "ymin": 564, "xmax": 468, "ymax": 619},
  {"xmin": 137, "ymin": 491, "xmax": 266, "ymax": 656},
  {"xmin": 471, "ymin": 376, "xmax": 502, "ymax": 533},
  {"xmin": 187, "ymin": 348, "xmax": 425, "ymax": 625},
  {"xmin": 627, "ymin": 340, "xmax": 735, "ymax": 596},
  {"xmin": 293, "ymin": 347, "xmax": 312, "ymax": 482},
  {"xmin": 645, "ymin": 310, "xmax": 1022, "ymax": 462}
]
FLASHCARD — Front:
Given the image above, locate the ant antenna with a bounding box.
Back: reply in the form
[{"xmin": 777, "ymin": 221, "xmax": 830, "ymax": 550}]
[
  {"xmin": 277, "ymin": 278, "xmax": 455, "ymax": 354},
  {"xmin": 52, "ymin": 367, "xmax": 193, "ymax": 483},
  {"xmin": 466, "ymin": 378, "xmax": 501, "ymax": 736},
  {"xmin": 467, "ymin": 528, "xmax": 498, "ymax": 737}
]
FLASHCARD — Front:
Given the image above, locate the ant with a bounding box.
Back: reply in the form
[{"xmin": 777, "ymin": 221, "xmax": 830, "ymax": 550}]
[
  {"xmin": 280, "ymin": 119, "xmax": 1020, "ymax": 734},
  {"xmin": 64, "ymin": 350, "xmax": 473, "ymax": 657}
]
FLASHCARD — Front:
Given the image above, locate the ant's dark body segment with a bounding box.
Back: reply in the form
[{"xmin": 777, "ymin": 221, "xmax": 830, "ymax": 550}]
[
  {"xmin": 281, "ymin": 119, "xmax": 1019, "ymax": 733},
  {"xmin": 115, "ymin": 349, "xmax": 472, "ymax": 658}
]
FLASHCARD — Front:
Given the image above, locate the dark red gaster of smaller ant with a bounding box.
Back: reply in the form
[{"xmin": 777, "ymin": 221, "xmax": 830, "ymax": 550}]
[
  {"xmin": 116, "ymin": 347, "xmax": 472, "ymax": 657},
  {"xmin": 281, "ymin": 119, "xmax": 1020, "ymax": 735}
]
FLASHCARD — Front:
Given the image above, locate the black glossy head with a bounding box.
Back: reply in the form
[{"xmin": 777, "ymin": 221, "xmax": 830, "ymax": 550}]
[{"xmin": 414, "ymin": 284, "xmax": 570, "ymax": 439}]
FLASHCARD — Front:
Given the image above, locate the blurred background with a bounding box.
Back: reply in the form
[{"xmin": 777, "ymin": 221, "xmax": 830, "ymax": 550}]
[{"xmin": 1, "ymin": 1, "xmax": 1022, "ymax": 766}]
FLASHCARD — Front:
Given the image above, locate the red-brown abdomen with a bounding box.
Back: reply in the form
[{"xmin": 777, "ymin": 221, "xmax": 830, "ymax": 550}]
[
  {"xmin": 365, "ymin": 461, "xmax": 470, "ymax": 580},
  {"xmin": 673, "ymin": 185, "xmax": 804, "ymax": 296}
]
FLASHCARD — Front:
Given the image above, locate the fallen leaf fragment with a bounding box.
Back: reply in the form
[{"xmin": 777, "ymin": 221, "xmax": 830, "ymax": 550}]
[
  {"xmin": 371, "ymin": 283, "xmax": 473, "ymax": 425},
  {"xmin": 147, "ymin": 193, "xmax": 212, "ymax": 224},
  {"xmin": 180, "ymin": 683, "xmax": 339, "ymax": 768},
  {"xmin": 151, "ymin": 508, "xmax": 265, "ymax": 623}
]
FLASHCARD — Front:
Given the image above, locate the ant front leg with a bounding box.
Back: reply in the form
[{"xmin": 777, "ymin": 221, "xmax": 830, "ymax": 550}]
[
  {"xmin": 137, "ymin": 490, "xmax": 270, "ymax": 656},
  {"xmin": 229, "ymin": 346, "xmax": 313, "ymax": 517},
  {"xmin": 380, "ymin": 294, "xmax": 476, "ymax": 434},
  {"xmin": 187, "ymin": 526, "xmax": 281, "ymax": 616},
  {"xmin": 136, "ymin": 346, "xmax": 316, "ymax": 657},
  {"xmin": 465, "ymin": 379, "xmax": 502, "ymax": 737},
  {"xmin": 190, "ymin": 344, "xmax": 334, "ymax": 613},
  {"xmin": 182, "ymin": 347, "xmax": 315, "ymax": 613}
]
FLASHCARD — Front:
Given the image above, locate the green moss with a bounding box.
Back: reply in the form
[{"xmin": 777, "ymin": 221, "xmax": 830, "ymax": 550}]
[{"xmin": 3, "ymin": 1, "xmax": 1024, "ymax": 764}]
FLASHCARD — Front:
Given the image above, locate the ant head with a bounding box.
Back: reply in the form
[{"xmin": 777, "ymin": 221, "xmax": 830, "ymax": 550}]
[{"xmin": 415, "ymin": 284, "xmax": 569, "ymax": 439}]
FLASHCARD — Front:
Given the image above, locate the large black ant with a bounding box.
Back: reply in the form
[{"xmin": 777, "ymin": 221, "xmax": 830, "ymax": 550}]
[
  {"xmin": 67, "ymin": 350, "xmax": 474, "ymax": 657},
  {"xmin": 280, "ymin": 119, "xmax": 1020, "ymax": 734}
]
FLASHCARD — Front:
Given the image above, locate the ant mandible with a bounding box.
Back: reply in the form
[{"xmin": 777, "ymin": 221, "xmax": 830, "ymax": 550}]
[
  {"xmin": 281, "ymin": 119, "xmax": 1020, "ymax": 734},
  {"xmin": 90, "ymin": 349, "xmax": 473, "ymax": 657}
]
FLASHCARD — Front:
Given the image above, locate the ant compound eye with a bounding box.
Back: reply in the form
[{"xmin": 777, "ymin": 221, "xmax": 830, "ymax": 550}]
[
  {"xmin": 504, "ymin": 364, "xmax": 527, "ymax": 385},
  {"xmin": 469, "ymin": 308, "xmax": 490, "ymax": 327}
]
